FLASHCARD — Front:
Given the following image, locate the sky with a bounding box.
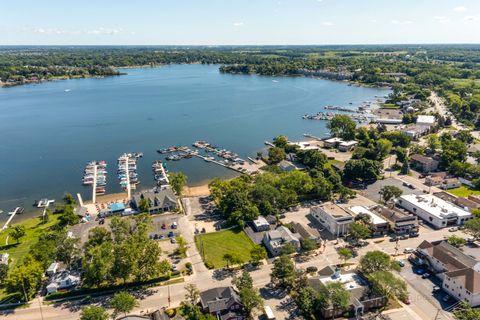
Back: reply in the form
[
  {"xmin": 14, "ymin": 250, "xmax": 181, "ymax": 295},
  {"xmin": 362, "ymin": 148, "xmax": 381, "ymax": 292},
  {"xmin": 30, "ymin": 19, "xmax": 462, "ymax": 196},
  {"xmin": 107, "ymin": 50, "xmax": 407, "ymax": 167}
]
[{"xmin": 1, "ymin": 0, "xmax": 480, "ymax": 45}]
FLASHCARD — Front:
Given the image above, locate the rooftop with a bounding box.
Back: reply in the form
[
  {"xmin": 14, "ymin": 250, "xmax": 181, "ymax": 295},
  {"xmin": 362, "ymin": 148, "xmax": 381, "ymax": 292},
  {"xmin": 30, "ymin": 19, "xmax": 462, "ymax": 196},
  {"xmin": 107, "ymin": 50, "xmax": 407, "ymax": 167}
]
[
  {"xmin": 416, "ymin": 115, "xmax": 436, "ymax": 125},
  {"xmin": 399, "ymin": 194, "xmax": 471, "ymax": 219},
  {"xmin": 349, "ymin": 206, "xmax": 387, "ymax": 225},
  {"xmin": 316, "ymin": 203, "xmax": 352, "ymax": 219},
  {"xmin": 411, "ymin": 154, "xmax": 438, "ymax": 165}
]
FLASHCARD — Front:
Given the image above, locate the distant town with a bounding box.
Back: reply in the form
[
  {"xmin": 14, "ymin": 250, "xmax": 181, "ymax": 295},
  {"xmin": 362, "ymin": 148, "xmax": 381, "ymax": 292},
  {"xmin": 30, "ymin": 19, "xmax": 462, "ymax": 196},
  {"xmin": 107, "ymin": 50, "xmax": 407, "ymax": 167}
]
[{"xmin": 1, "ymin": 45, "xmax": 480, "ymax": 320}]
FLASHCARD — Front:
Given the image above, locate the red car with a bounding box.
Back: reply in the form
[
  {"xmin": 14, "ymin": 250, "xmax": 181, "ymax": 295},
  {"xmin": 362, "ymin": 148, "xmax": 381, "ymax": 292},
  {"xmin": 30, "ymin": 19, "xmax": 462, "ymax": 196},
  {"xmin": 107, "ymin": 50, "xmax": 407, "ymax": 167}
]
[{"xmin": 161, "ymin": 223, "xmax": 167, "ymax": 229}]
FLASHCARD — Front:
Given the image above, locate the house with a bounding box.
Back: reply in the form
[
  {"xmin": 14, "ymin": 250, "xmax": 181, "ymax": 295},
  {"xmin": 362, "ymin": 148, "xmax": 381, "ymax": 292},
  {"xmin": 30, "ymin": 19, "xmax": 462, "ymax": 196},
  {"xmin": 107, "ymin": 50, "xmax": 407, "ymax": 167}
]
[
  {"xmin": 401, "ymin": 125, "xmax": 424, "ymax": 139},
  {"xmin": 252, "ymin": 216, "xmax": 270, "ymax": 232},
  {"xmin": 310, "ymin": 203, "xmax": 353, "ymax": 237},
  {"xmin": 372, "ymin": 205, "xmax": 419, "ymax": 235},
  {"xmin": 46, "ymin": 272, "xmax": 81, "ymax": 294},
  {"xmin": 410, "ymin": 154, "xmax": 440, "ymax": 173},
  {"xmin": 263, "ymin": 226, "xmax": 301, "ymax": 256},
  {"xmin": 441, "ymin": 178, "xmax": 462, "ymax": 190},
  {"xmin": 338, "ymin": 140, "xmax": 358, "ymax": 152},
  {"xmin": 469, "ymin": 195, "xmax": 480, "ymax": 205},
  {"xmin": 397, "ymin": 194, "xmax": 472, "ymax": 229},
  {"xmin": 425, "ymin": 172, "xmax": 449, "ymax": 186},
  {"xmin": 416, "ymin": 115, "xmax": 436, "ymax": 131},
  {"xmin": 46, "ymin": 262, "xmax": 59, "ymax": 276},
  {"xmin": 323, "ymin": 137, "xmax": 344, "ymax": 149},
  {"xmin": 0, "ymin": 253, "xmax": 9, "ymax": 265},
  {"xmin": 199, "ymin": 287, "xmax": 244, "ymax": 320},
  {"xmin": 434, "ymin": 191, "xmax": 480, "ymax": 211},
  {"xmin": 308, "ymin": 266, "xmax": 387, "ymax": 318},
  {"xmin": 278, "ymin": 160, "xmax": 298, "ymax": 172},
  {"xmin": 416, "ymin": 240, "xmax": 480, "ymax": 307},
  {"xmin": 130, "ymin": 189, "xmax": 177, "ymax": 214},
  {"xmin": 348, "ymin": 206, "xmax": 389, "ymax": 236}
]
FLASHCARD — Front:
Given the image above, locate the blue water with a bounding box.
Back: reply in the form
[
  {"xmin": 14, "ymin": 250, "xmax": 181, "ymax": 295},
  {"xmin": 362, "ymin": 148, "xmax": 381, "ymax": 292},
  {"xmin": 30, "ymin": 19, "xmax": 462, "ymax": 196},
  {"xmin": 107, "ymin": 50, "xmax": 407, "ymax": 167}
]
[{"xmin": 0, "ymin": 64, "xmax": 389, "ymax": 220}]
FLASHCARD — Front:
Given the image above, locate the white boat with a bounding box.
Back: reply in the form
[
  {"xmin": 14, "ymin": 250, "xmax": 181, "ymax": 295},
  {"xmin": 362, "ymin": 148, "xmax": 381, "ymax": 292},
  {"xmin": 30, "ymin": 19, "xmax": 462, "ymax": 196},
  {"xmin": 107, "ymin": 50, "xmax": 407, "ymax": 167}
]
[{"xmin": 64, "ymin": 89, "xmax": 71, "ymax": 92}]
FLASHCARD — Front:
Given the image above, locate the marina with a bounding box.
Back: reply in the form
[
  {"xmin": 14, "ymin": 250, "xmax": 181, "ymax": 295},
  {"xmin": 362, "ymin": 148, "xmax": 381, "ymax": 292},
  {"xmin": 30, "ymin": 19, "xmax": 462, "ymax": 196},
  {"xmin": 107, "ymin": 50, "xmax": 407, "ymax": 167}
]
[
  {"xmin": 152, "ymin": 160, "xmax": 170, "ymax": 189},
  {"xmin": 82, "ymin": 161, "xmax": 108, "ymax": 203},
  {"xmin": 118, "ymin": 153, "xmax": 143, "ymax": 198}
]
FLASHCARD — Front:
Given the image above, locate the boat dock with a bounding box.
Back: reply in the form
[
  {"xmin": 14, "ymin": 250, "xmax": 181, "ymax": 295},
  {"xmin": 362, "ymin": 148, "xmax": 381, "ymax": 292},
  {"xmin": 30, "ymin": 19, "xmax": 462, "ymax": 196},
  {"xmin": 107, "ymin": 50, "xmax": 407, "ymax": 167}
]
[
  {"xmin": 152, "ymin": 160, "xmax": 170, "ymax": 189},
  {"xmin": 2, "ymin": 207, "xmax": 24, "ymax": 230},
  {"xmin": 82, "ymin": 160, "xmax": 107, "ymax": 203},
  {"xmin": 118, "ymin": 153, "xmax": 142, "ymax": 198}
]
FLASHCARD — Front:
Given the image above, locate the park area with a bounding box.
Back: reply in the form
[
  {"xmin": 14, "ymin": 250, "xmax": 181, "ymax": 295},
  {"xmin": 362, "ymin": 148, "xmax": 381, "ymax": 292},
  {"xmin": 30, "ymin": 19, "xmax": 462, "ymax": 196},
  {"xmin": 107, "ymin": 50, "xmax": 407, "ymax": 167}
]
[
  {"xmin": 195, "ymin": 228, "xmax": 256, "ymax": 269},
  {"xmin": 448, "ymin": 186, "xmax": 480, "ymax": 198}
]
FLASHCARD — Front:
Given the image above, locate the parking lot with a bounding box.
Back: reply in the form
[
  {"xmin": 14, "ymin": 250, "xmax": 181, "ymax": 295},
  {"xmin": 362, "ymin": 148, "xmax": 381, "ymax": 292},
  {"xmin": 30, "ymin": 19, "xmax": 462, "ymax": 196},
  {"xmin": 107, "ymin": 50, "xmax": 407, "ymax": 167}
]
[
  {"xmin": 150, "ymin": 214, "xmax": 180, "ymax": 239},
  {"xmin": 360, "ymin": 177, "xmax": 425, "ymax": 203}
]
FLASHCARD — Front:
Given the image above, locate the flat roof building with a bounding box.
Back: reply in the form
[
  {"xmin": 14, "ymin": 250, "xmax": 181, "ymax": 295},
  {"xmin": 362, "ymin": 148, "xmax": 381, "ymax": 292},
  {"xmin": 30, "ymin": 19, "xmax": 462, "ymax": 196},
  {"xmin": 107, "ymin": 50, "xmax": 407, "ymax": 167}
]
[
  {"xmin": 397, "ymin": 194, "xmax": 472, "ymax": 229},
  {"xmin": 348, "ymin": 206, "xmax": 389, "ymax": 236},
  {"xmin": 310, "ymin": 203, "xmax": 353, "ymax": 237},
  {"xmin": 372, "ymin": 205, "xmax": 418, "ymax": 235}
]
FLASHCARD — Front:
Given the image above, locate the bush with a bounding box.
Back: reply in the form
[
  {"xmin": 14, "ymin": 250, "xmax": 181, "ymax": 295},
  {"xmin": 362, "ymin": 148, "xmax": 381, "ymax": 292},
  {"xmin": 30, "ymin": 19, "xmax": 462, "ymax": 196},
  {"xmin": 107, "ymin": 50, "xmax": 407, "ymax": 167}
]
[{"xmin": 205, "ymin": 261, "xmax": 214, "ymax": 269}]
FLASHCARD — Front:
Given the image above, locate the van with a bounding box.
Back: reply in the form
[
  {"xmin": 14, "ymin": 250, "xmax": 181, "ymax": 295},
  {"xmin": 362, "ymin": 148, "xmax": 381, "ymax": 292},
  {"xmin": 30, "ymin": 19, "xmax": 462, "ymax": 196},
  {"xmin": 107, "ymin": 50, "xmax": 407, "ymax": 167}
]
[{"xmin": 264, "ymin": 306, "xmax": 275, "ymax": 320}]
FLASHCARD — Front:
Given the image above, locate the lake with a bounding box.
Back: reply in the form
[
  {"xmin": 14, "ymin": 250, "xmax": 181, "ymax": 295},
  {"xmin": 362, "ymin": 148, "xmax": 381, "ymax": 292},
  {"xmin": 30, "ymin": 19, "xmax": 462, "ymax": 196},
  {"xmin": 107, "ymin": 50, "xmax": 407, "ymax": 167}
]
[{"xmin": 0, "ymin": 64, "xmax": 389, "ymax": 222}]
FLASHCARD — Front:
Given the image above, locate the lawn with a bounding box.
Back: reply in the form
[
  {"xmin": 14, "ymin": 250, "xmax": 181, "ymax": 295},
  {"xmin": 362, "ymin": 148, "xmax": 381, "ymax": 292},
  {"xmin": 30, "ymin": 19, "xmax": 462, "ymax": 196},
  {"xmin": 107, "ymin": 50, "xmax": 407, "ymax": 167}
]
[
  {"xmin": 0, "ymin": 213, "xmax": 61, "ymax": 268},
  {"xmin": 448, "ymin": 186, "xmax": 480, "ymax": 198},
  {"xmin": 195, "ymin": 228, "xmax": 256, "ymax": 269}
]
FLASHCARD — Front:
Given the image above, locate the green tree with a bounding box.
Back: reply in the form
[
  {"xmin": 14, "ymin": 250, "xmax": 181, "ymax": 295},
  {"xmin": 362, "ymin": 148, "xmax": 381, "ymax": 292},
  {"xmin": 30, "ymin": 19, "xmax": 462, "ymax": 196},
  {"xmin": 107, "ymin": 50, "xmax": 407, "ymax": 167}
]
[
  {"xmin": 184, "ymin": 284, "xmax": 200, "ymax": 305},
  {"xmin": 239, "ymin": 287, "xmax": 263, "ymax": 319},
  {"xmin": 349, "ymin": 222, "xmax": 371, "ymax": 242},
  {"xmin": 300, "ymin": 238, "xmax": 318, "ymax": 253},
  {"xmin": 337, "ymin": 247, "xmax": 353, "ymax": 265},
  {"xmin": 268, "ymin": 147, "xmax": 286, "ymax": 164},
  {"xmin": 110, "ymin": 291, "xmax": 138, "ymax": 318},
  {"xmin": 85, "ymin": 227, "xmax": 112, "ymax": 250},
  {"xmin": 368, "ymin": 271, "xmax": 407, "ymax": 301},
  {"xmin": 83, "ymin": 242, "xmax": 114, "ymax": 288},
  {"xmin": 448, "ymin": 235, "xmax": 466, "ymax": 247},
  {"xmin": 327, "ymin": 114, "xmax": 357, "ymax": 140},
  {"xmin": 250, "ymin": 245, "xmax": 267, "ymax": 265},
  {"xmin": 63, "ymin": 192, "xmax": 76, "ymax": 205},
  {"xmin": 169, "ymin": 171, "xmax": 188, "ymax": 196},
  {"xmin": 57, "ymin": 235, "xmax": 80, "ymax": 268},
  {"xmin": 317, "ymin": 281, "xmax": 350, "ymax": 319},
  {"xmin": 343, "ymin": 158, "xmax": 381, "ymax": 183},
  {"xmin": 379, "ymin": 185, "xmax": 403, "ymax": 203},
  {"xmin": 9, "ymin": 225, "xmax": 26, "ymax": 244},
  {"xmin": 112, "ymin": 243, "xmax": 136, "ymax": 284},
  {"xmin": 273, "ymin": 135, "xmax": 289, "ymax": 149},
  {"xmin": 427, "ymin": 135, "xmax": 441, "ymax": 154},
  {"xmin": 294, "ymin": 286, "xmax": 318, "ymax": 319},
  {"xmin": 270, "ymin": 254, "xmax": 296, "ymax": 289},
  {"xmin": 0, "ymin": 264, "xmax": 8, "ymax": 283},
  {"xmin": 465, "ymin": 218, "xmax": 480, "ymax": 239},
  {"xmin": 375, "ymin": 139, "xmax": 393, "ymax": 161},
  {"xmin": 394, "ymin": 147, "xmax": 407, "ymax": 164},
  {"xmin": 59, "ymin": 204, "xmax": 80, "ymax": 226},
  {"xmin": 281, "ymin": 242, "xmax": 296, "ymax": 255},
  {"xmin": 5, "ymin": 257, "xmax": 44, "ymax": 301},
  {"xmin": 138, "ymin": 198, "xmax": 150, "ymax": 212},
  {"xmin": 453, "ymin": 302, "xmax": 480, "ymax": 320},
  {"xmin": 133, "ymin": 240, "xmax": 163, "ymax": 281},
  {"xmin": 80, "ymin": 305, "xmax": 109, "ymax": 320},
  {"xmin": 359, "ymin": 250, "xmax": 400, "ymax": 274},
  {"xmin": 233, "ymin": 270, "xmax": 253, "ymax": 291}
]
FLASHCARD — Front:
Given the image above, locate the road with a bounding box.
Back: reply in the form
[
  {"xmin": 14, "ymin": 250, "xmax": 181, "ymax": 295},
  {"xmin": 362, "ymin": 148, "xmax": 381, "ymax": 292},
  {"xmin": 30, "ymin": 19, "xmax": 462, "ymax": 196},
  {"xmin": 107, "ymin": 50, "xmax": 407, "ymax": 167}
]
[
  {"xmin": 1, "ymin": 197, "xmax": 468, "ymax": 320},
  {"xmin": 429, "ymin": 92, "xmax": 467, "ymax": 131}
]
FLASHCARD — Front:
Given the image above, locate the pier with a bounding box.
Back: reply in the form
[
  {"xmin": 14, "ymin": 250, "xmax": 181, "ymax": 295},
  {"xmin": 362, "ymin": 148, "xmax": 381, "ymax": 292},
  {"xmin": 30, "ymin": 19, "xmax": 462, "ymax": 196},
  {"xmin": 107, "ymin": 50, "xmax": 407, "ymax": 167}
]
[{"xmin": 92, "ymin": 164, "xmax": 97, "ymax": 203}]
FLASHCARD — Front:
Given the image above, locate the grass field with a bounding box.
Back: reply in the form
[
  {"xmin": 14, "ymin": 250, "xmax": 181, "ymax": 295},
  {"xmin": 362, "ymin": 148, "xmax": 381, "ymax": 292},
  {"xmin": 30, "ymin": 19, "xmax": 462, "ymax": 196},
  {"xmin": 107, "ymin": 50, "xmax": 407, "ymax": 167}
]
[
  {"xmin": 0, "ymin": 214, "xmax": 61, "ymax": 268},
  {"xmin": 448, "ymin": 186, "xmax": 480, "ymax": 198},
  {"xmin": 195, "ymin": 228, "xmax": 255, "ymax": 269}
]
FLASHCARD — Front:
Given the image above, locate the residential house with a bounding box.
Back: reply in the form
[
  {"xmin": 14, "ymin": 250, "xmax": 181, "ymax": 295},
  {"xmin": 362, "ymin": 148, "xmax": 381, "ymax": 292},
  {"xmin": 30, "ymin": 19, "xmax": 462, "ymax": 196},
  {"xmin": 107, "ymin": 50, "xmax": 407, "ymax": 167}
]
[
  {"xmin": 441, "ymin": 178, "xmax": 462, "ymax": 190},
  {"xmin": 252, "ymin": 216, "xmax": 270, "ymax": 232},
  {"xmin": 323, "ymin": 137, "xmax": 344, "ymax": 149},
  {"xmin": 401, "ymin": 125, "xmax": 424, "ymax": 139},
  {"xmin": 0, "ymin": 253, "xmax": 9, "ymax": 265},
  {"xmin": 338, "ymin": 140, "xmax": 358, "ymax": 152},
  {"xmin": 263, "ymin": 226, "xmax": 301, "ymax": 256},
  {"xmin": 397, "ymin": 194, "xmax": 472, "ymax": 229},
  {"xmin": 308, "ymin": 266, "xmax": 387, "ymax": 318},
  {"xmin": 46, "ymin": 271, "xmax": 81, "ymax": 294},
  {"xmin": 278, "ymin": 160, "xmax": 298, "ymax": 172},
  {"xmin": 410, "ymin": 154, "xmax": 440, "ymax": 173},
  {"xmin": 416, "ymin": 240, "xmax": 480, "ymax": 307},
  {"xmin": 372, "ymin": 205, "xmax": 419, "ymax": 236},
  {"xmin": 348, "ymin": 206, "xmax": 389, "ymax": 236},
  {"xmin": 199, "ymin": 287, "xmax": 244, "ymax": 320},
  {"xmin": 310, "ymin": 203, "xmax": 353, "ymax": 237},
  {"xmin": 130, "ymin": 189, "xmax": 177, "ymax": 214}
]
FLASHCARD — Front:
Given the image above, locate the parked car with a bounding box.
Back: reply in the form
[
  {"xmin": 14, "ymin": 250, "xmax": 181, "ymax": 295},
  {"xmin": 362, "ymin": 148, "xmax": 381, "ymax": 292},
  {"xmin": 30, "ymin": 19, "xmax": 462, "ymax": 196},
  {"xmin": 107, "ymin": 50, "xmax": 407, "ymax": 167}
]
[
  {"xmin": 409, "ymin": 233, "xmax": 419, "ymax": 238},
  {"xmin": 161, "ymin": 223, "xmax": 167, "ymax": 229},
  {"xmin": 168, "ymin": 231, "xmax": 175, "ymax": 238},
  {"xmin": 408, "ymin": 184, "xmax": 415, "ymax": 189},
  {"xmin": 306, "ymin": 266, "xmax": 318, "ymax": 273},
  {"xmin": 415, "ymin": 268, "xmax": 426, "ymax": 275},
  {"xmin": 99, "ymin": 218, "xmax": 105, "ymax": 225},
  {"xmin": 404, "ymin": 248, "xmax": 414, "ymax": 254},
  {"xmin": 442, "ymin": 294, "xmax": 451, "ymax": 302},
  {"xmin": 399, "ymin": 234, "xmax": 409, "ymax": 240},
  {"xmin": 433, "ymin": 286, "xmax": 441, "ymax": 292},
  {"xmin": 402, "ymin": 295, "xmax": 411, "ymax": 305},
  {"xmin": 397, "ymin": 260, "xmax": 405, "ymax": 267},
  {"xmin": 201, "ymin": 227, "xmax": 206, "ymax": 233},
  {"xmin": 448, "ymin": 227, "xmax": 458, "ymax": 232},
  {"xmin": 170, "ymin": 238, "xmax": 177, "ymax": 244},
  {"xmin": 171, "ymin": 222, "xmax": 178, "ymax": 229},
  {"xmin": 422, "ymin": 272, "xmax": 431, "ymax": 279}
]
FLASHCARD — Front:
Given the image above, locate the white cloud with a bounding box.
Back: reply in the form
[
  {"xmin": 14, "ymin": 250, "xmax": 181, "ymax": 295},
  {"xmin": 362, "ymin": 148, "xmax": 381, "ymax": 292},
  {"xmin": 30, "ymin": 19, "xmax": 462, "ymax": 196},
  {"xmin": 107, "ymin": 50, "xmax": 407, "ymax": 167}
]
[
  {"xmin": 433, "ymin": 16, "xmax": 450, "ymax": 24},
  {"xmin": 31, "ymin": 27, "xmax": 124, "ymax": 36},
  {"xmin": 322, "ymin": 21, "xmax": 334, "ymax": 26},
  {"xmin": 391, "ymin": 19, "xmax": 413, "ymax": 25},
  {"xmin": 453, "ymin": 6, "xmax": 467, "ymax": 12},
  {"xmin": 464, "ymin": 15, "xmax": 480, "ymax": 22},
  {"xmin": 233, "ymin": 22, "xmax": 244, "ymax": 27}
]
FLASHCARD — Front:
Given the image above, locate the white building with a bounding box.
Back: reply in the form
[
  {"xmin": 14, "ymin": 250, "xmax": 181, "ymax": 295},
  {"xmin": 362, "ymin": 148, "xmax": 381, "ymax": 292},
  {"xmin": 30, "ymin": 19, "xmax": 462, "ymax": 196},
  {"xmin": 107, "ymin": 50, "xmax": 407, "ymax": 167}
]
[
  {"xmin": 310, "ymin": 203, "xmax": 353, "ymax": 237},
  {"xmin": 338, "ymin": 140, "xmax": 358, "ymax": 152},
  {"xmin": 252, "ymin": 216, "xmax": 270, "ymax": 232},
  {"xmin": 417, "ymin": 241, "xmax": 480, "ymax": 307},
  {"xmin": 416, "ymin": 115, "xmax": 436, "ymax": 129},
  {"xmin": 348, "ymin": 206, "xmax": 389, "ymax": 236},
  {"xmin": 0, "ymin": 253, "xmax": 9, "ymax": 265},
  {"xmin": 397, "ymin": 194, "xmax": 472, "ymax": 229}
]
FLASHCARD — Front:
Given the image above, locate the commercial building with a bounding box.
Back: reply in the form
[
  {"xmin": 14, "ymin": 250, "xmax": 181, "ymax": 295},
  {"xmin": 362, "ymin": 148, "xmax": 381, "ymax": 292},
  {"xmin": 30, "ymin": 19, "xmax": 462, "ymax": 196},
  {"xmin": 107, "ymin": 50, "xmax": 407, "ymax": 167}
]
[
  {"xmin": 263, "ymin": 226, "xmax": 301, "ymax": 256},
  {"xmin": 416, "ymin": 115, "xmax": 436, "ymax": 130},
  {"xmin": 338, "ymin": 140, "xmax": 358, "ymax": 152},
  {"xmin": 310, "ymin": 203, "xmax": 353, "ymax": 237},
  {"xmin": 372, "ymin": 205, "xmax": 418, "ymax": 236},
  {"xmin": 416, "ymin": 240, "xmax": 480, "ymax": 307},
  {"xmin": 397, "ymin": 194, "xmax": 472, "ymax": 229},
  {"xmin": 130, "ymin": 188, "xmax": 177, "ymax": 214},
  {"xmin": 348, "ymin": 206, "xmax": 389, "ymax": 236},
  {"xmin": 323, "ymin": 137, "xmax": 345, "ymax": 149}
]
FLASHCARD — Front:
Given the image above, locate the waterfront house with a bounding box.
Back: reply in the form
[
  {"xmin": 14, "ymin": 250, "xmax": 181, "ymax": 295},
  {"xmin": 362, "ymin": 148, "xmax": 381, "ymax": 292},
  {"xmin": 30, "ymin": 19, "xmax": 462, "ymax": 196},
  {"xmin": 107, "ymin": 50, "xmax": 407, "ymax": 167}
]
[
  {"xmin": 199, "ymin": 287, "xmax": 244, "ymax": 320},
  {"xmin": 338, "ymin": 140, "xmax": 358, "ymax": 152},
  {"xmin": 263, "ymin": 226, "xmax": 301, "ymax": 256},
  {"xmin": 416, "ymin": 240, "xmax": 480, "ymax": 307},
  {"xmin": 323, "ymin": 137, "xmax": 344, "ymax": 149},
  {"xmin": 310, "ymin": 203, "xmax": 353, "ymax": 237},
  {"xmin": 130, "ymin": 188, "xmax": 177, "ymax": 214}
]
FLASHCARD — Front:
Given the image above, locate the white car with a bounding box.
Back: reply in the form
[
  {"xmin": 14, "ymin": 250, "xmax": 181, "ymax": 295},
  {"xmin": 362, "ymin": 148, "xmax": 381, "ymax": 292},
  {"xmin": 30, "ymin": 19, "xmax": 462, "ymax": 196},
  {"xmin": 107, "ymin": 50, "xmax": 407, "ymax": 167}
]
[{"xmin": 403, "ymin": 248, "xmax": 414, "ymax": 254}]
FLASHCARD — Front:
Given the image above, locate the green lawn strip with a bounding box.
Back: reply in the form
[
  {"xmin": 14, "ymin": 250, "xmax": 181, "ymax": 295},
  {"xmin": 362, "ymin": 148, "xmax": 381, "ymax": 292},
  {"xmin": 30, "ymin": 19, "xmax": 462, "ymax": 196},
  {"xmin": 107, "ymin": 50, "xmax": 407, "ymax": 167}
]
[
  {"xmin": 195, "ymin": 228, "xmax": 255, "ymax": 269},
  {"xmin": 0, "ymin": 214, "xmax": 61, "ymax": 268},
  {"xmin": 448, "ymin": 186, "xmax": 480, "ymax": 198}
]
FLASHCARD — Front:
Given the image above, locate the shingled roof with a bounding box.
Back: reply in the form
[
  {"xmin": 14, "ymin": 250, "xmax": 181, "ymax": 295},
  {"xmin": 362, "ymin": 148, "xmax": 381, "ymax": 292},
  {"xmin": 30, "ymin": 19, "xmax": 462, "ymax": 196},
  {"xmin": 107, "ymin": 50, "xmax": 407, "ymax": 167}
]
[{"xmin": 445, "ymin": 268, "xmax": 480, "ymax": 294}]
